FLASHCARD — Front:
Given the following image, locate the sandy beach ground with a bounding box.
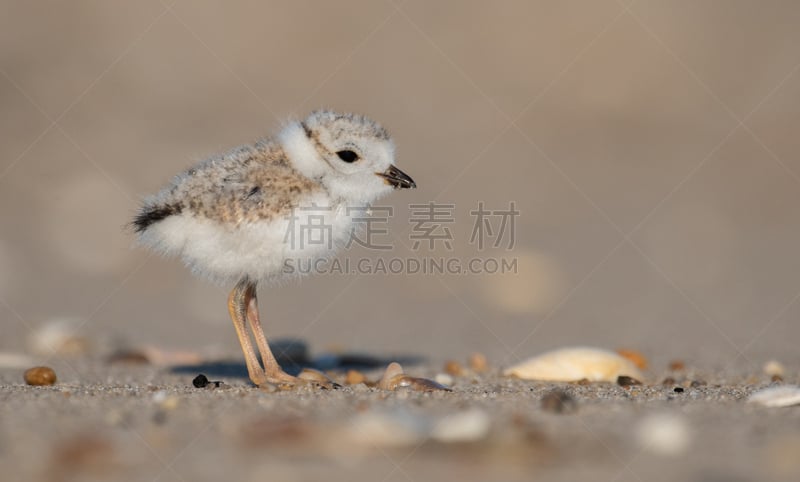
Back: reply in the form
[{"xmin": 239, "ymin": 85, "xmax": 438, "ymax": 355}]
[{"xmin": 2, "ymin": 2, "xmax": 800, "ymax": 481}]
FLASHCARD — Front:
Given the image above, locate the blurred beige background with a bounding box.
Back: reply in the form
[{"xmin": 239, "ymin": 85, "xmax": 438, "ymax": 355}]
[{"xmin": 2, "ymin": 0, "xmax": 799, "ymax": 371}]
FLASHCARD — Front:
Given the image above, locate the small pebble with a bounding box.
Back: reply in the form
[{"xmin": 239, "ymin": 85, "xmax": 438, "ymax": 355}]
[
  {"xmin": 690, "ymin": 380, "xmax": 706, "ymax": 388},
  {"xmin": 191, "ymin": 374, "xmax": 223, "ymax": 389},
  {"xmin": 772, "ymin": 374, "xmax": 784, "ymax": 383},
  {"xmin": 444, "ymin": 360, "xmax": 464, "ymax": 376},
  {"xmin": 673, "ymin": 387, "xmax": 684, "ymax": 393},
  {"xmin": 617, "ymin": 375, "xmax": 642, "ymax": 387},
  {"xmin": 24, "ymin": 366, "xmax": 57, "ymax": 386},
  {"xmin": 468, "ymin": 352, "xmax": 489, "ymax": 373},
  {"xmin": 541, "ymin": 390, "xmax": 577, "ymax": 414},
  {"xmin": 661, "ymin": 377, "xmax": 676, "ymax": 386},
  {"xmin": 193, "ymin": 374, "xmax": 210, "ymax": 388}
]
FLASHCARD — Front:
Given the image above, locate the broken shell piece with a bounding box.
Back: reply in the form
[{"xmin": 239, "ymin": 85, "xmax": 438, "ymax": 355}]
[
  {"xmin": 378, "ymin": 362, "xmax": 451, "ymax": 391},
  {"xmin": 391, "ymin": 376, "xmax": 451, "ymax": 392},
  {"xmin": 503, "ymin": 347, "xmax": 644, "ymax": 382},
  {"xmin": 378, "ymin": 362, "xmax": 405, "ymax": 390},
  {"xmin": 748, "ymin": 385, "xmax": 800, "ymax": 408},
  {"xmin": 298, "ymin": 368, "xmax": 338, "ymax": 387}
]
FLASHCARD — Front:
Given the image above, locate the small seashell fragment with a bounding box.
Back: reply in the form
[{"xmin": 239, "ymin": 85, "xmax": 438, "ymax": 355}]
[
  {"xmin": 468, "ymin": 352, "xmax": 489, "ymax": 373},
  {"xmin": 24, "ymin": 366, "xmax": 57, "ymax": 386},
  {"xmin": 391, "ymin": 375, "xmax": 451, "ymax": 392},
  {"xmin": 636, "ymin": 413, "xmax": 691, "ymax": 456},
  {"xmin": 430, "ymin": 409, "xmax": 490, "ymax": 443},
  {"xmin": 378, "ymin": 362, "xmax": 405, "ymax": 390},
  {"xmin": 763, "ymin": 360, "xmax": 786, "ymax": 378},
  {"xmin": 377, "ymin": 362, "xmax": 451, "ymax": 391},
  {"xmin": 503, "ymin": 347, "xmax": 644, "ymax": 382},
  {"xmin": 748, "ymin": 385, "xmax": 800, "ymax": 408},
  {"xmin": 298, "ymin": 368, "xmax": 338, "ymax": 388}
]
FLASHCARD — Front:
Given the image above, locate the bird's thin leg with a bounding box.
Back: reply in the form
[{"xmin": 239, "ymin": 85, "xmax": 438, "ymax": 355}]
[
  {"xmin": 245, "ymin": 284, "xmax": 298, "ymax": 384},
  {"xmin": 227, "ymin": 277, "xmax": 267, "ymax": 386}
]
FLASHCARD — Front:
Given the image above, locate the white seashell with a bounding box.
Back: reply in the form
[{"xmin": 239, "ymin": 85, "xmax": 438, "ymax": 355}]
[
  {"xmin": 434, "ymin": 373, "xmax": 454, "ymax": 386},
  {"xmin": 503, "ymin": 347, "xmax": 644, "ymax": 382},
  {"xmin": 378, "ymin": 362, "xmax": 405, "ymax": 390},
  {"xmin": 430, "ymin": 409, "xmax": 491, "ymax": 443},
  {"xmin": 635, "ymin": 413, "xmax": 691, "ymax": 456},
  {"xmin": 748, "ymin": 385, "xmax": 800, "ymax": 407}
]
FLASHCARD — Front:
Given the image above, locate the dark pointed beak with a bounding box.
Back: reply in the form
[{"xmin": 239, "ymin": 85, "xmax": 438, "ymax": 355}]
[{"xmin": 377, "ymin": 164, "xmax": 416, "ymax": 189}]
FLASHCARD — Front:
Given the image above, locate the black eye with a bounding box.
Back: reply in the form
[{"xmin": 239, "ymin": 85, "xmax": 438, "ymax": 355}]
[{"xmin": 336, "ymin": 150, "xmax": 359, "ymax": 163}]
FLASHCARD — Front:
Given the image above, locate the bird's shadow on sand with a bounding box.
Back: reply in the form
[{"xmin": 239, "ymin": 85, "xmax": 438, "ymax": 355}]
[{"xmin": 169, "ymin": 338, "xmax": 425, "ymax": 380}]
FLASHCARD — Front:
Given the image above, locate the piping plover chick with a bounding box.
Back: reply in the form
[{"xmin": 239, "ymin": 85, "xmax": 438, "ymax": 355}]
[{"xmin": 132, "ymin": 110, "xmax": 416, "ymax": 387}]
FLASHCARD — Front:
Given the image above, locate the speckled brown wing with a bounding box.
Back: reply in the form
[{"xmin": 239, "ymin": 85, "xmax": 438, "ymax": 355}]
[{"xmin": 133, "ymin": 140, "xmax": 319, "ymax": 232}]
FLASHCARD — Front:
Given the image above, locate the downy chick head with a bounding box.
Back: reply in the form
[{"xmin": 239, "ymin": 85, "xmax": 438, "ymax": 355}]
[{"xmin": 281, "ymin": 110, "xmax": 416, "ymax": 205}]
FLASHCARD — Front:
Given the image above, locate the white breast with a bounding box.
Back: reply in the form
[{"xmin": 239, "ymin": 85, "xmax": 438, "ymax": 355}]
[{"xmin": 138, "ymin": 192, "xmax": 355, "ymax": 285}]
